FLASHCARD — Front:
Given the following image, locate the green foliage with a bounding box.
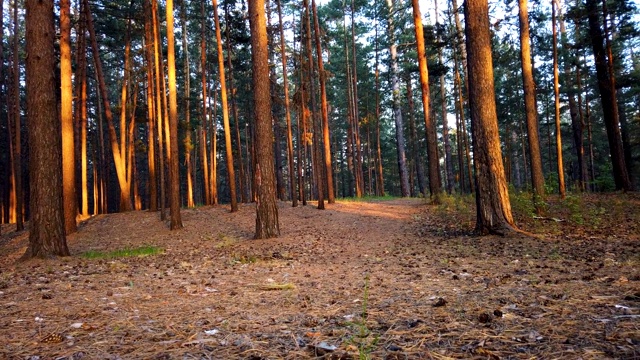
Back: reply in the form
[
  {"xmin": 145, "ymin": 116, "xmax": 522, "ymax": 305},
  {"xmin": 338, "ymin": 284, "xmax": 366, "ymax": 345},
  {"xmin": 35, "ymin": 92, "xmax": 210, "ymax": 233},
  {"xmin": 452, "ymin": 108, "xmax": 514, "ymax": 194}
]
[
  {"xmin": 81, "ymin": 246, "xmax": 163, "ymax": 259},
  {"xmin": 345, "ymin": 275, "xmax": 379, "ymax": 360}
]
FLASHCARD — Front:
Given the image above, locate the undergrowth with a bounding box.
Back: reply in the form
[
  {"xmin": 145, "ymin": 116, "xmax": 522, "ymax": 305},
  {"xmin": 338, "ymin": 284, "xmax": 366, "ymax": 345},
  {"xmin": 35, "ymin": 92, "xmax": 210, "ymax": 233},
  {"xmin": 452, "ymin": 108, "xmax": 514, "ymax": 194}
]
[{"xmin": 81, "ymin": 245, "xmax": 163, "ymax": 259}]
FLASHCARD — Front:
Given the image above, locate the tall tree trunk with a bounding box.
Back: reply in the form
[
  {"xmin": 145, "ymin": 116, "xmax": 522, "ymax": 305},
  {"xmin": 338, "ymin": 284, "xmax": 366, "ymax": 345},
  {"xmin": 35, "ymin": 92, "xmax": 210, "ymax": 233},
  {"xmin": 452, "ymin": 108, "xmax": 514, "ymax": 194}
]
[
  {"xmin": 181, "ymin": 0, "xmax": 194, "ymax": 208},
  {"xmin": 276, "ymin": 0, "xmax": 298, "ymax": 207},
  {"xmin": 144, "ymin": 0, "xmax": 158, "ymax": 211},
  {"xmin": 61, "ymin": 0, "xmax": 77, "ymax": 234},
  {"xmin": 374, "ymin": 13, "xmax": 384, "ymax": 196},
  {"xmin": 386, "ymin": 0, "xmax": 410, "ymax": 197},
  {"xmin": 304, "ymin": 0, "xmax": 325, "ymax": 209},
  {"xmin": 200, "ymin": 0, "xmax": 211, "ymax": 205},
  {"xmin": 435, "ymin": 1, "xmax": 453, "ymax": 195},
  {"xmin": 165, "ymin": 0, "xmax": 183, "ymax": 229},
  {"xmin": 76, "ymin": 1, "xmax": 89, "ymax": 217},
  {"xmin": 350, "ymin": 0, "xmax": 365, "ymax": 197},
  {"xmin": 552, "ymin": 0, "xmax": 566, "ymax": 198},
  {"xmin": 411, "ymin": 0, "xmax": 441, "ymax": 202},
  {"xmin": 312, "ymin": 0, "xmax": 335, "ymax": 204},
  {"xmin": 406, "ymin": 76, "xmax": 426, "ymax": 197},
  {"xmin": 585, "ymin": 0, "xmax": 632, "ymax": 191},
  {"xmin": 151, "ymin": 0, "xmax": 167, "ymax": 218},
  {"xmin": 85, "ymin": 0, "xmax": 134, "ymax": 212},
  {"xmin": 212, "ymin": 0, "xmax": 238, "ymax": 212},
  {"xmin": 518, "ymin": 0, "xmax": 545, "ymax": 210},
  {"xmin": 464, "ymin": 0, "xmax": 517, "ymax": 235},
  {"xmin": 12, "ymin": 0, "xmax": 23, "ymax": 230},
  {"xmin": 249, "ymin": 0, "xmax": 280, "ymax": 238},
  {"xmin": 225, "ymin": 6, "xmax": 247, "ymax": 204},
  {"xmin": 23, "ymin": 0, "xmax": 69, "ymax": 258}
]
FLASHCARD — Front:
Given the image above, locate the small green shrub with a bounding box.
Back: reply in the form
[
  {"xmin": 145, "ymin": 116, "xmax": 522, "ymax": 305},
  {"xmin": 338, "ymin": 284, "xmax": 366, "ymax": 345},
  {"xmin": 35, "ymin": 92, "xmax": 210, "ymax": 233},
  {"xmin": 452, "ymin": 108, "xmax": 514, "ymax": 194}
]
[{"xmin": 81, "ymin": 245, "xmax": 163, "ymax": 259}]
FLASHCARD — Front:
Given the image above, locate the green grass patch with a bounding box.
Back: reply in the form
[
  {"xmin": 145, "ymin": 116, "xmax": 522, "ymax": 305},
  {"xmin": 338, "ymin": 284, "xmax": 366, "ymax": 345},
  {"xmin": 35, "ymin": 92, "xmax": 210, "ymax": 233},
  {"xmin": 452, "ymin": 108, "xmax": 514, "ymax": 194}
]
[{"xmin": 81, "ymin": 245, "xmax": 163, "ymax": 259}]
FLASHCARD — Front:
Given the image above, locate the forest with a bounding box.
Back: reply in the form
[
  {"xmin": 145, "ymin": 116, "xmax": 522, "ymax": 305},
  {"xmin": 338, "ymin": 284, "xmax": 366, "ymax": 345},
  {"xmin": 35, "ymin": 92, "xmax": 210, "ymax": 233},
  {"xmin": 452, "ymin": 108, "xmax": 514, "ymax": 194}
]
[{"xmin": 0, "ymin": 0, "xmax": 639, "ymax": 358}]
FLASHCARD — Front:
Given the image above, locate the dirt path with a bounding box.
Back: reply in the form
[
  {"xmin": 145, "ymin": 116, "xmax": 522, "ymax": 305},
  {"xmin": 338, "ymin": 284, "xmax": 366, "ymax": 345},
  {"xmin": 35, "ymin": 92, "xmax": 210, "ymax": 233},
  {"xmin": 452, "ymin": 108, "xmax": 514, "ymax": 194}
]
[{"xmin": 0, "ymin": 198, "xmax": 638, "ymax": 359}]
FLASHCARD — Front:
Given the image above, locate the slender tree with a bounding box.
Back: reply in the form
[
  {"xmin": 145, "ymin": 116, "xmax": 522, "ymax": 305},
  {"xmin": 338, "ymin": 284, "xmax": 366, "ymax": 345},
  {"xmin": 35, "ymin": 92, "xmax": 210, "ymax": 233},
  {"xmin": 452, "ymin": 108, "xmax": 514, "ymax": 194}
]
[
  {"xmin": 23, "ymin": 0, "xmax": 69, "ymax": 258},
  {"xmin": 60, "ymin": 0, "xmax": 77, "ymax": 234},
  {"xmin": 518, "ymin": 0, "xmax": 545, "ymax": 210},
  {"xmin": 464, "ymin": 0, "xmax": 517, "ymax": 235},
  {"xmin": 12, "ymin": 0, "xmax": 23, "ymax": 230},
  {"xmin": 166, "ymin": 0, "xmax": 183, "ymax": 229},
  {"xmin": 212, "ymin": 0, "xmax": 238, "ymax": 212},
  {"xmin": 552, "ymin": 0, "xmax": 566, "ymax": 198},
  {"xmin": 181, "ymin": 0, "xmax": 194, "ymax": 208},
  {"xmin": 249, "ymin": 0, "xmax": 280, "ymax": 238},
  {"xmin": 585, "ymin": 0, "xmax": 632, "ymax": 191},
  {"xmin": 386, "ymin": 0, "xmax": 410, "ymax": 197},
  {"xmin": 411, "ymin": 0, "xmax": 441, "ymax": 202}
]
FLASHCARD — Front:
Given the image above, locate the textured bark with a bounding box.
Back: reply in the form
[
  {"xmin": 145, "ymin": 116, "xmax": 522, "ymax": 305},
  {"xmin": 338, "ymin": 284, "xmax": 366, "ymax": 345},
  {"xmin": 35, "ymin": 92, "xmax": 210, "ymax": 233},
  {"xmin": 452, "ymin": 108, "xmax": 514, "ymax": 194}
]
[
  {"xmin": 60, "ymin": 0, "xmax": 77, "ymax": 234},
  {"xmin": 585, "ymin": 0, "xmax": 632, "ymax": 191},
  {"xmin": 303, "ymin": 0, "xmax": 325, "ymax": 209},
  {"xmin": 181, "ymin": 0, "xmax": 194, "ymax": 208},
  {"xmin": 552, "ymin": 0, "xmax": 566, "ymax": 199},
  {"xmin": 151, "ymin": 0, "xmax": 166, "ymax": 218},
  {"xmin": 374, "ymin": 20, "xmax": 384, "ymax": 197},
  {"xmin": 212, "ymin": 0, "xmax": 238, "ymax": 212},
  {"xmin": 165, "ymin": 0, "xmax": 183, "ymax": 229},
  {"xmin": 464, "ymin": 0, "xmax": 517, "ymax": 235},
  {"xmin": 411, "ymin": 0, "xmax": 441, "ymax": 202},
  {"xmin": 76, "ymin": 3, "xmax": 89, "ymax": 217},
  {"xmin": 386, "ymin": 0, "xmax": 410, "ymax": 197},
  {"xmin": 312, "ymin": 0, "xmax": 335, "ymax": 204},
  {"xmin": 85, "ymin": 0, "xmax": 133, "ymax": 212},
  {"xmin": 23, "ymin": 0, "xmax": 69, "ymax": 259},
  {"xmin": 435, "ymin": 1, "xmax": 454, "ymax": 195},
  {"xmin": 406, "ymin": 76, "xmax": 426, "ymax": 197},
  {"xmin": 518, "ymin": 0, "xmax": 545, "ymax": 209},
  {"xmin": 199, "ymin": 0, "xmax": 211, "ymax": 205},
  {"xmin": 144, "ymin": 0, "xmax": 158, "ymax": 211},
  {"xmin": 12, "ymin": 0, "xmax": 23, "ymax": 230},
  {"xmin": 249, "ymin": 0, "xmax": 280, "ymax": 238},
  {"xmin": 276, "ymin": 0, "xmax": 298, "ymax": 207}
]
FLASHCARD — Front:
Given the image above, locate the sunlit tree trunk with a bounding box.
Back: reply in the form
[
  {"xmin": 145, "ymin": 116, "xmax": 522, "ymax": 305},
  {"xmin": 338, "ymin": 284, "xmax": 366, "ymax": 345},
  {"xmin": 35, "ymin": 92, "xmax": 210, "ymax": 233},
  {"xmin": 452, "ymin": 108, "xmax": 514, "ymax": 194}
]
[
  {"xmin": 312, "ymin": 0, "xmax": 335, "ymax": 204},
  {"xmin": 303, "ymin": 0, "xmax": 325, "ymax": 209},
  {"xmin": 23, "ymin": 0, "xmax": 69, "ymax": 259},
  {"xmin": 74, "ymin": 1, "xmax": 89, "ymax": 218},
  {"xmin": 411, "ymin": 0, "xmax": 441, "ymax": 202},
  {"xmin": 373, "ymin": 12, "xmax": 384, "ymax": 196},
  {"xmin": 144, "ymin": 0, "xmax": 158, "ymax": 211},
  {"xmin": 60, "ymin": 0, "xmax": 77, "ymax": 234},
  {"xmin": 212, "ymin": 0, "xmax": 238, "ymax": 212},
  {"xmin": 199, "ymin": 0, "xmax": 211, "ymax": 205},
  {"xmin": 85, "ymin": 0, "xmax": 134, "ymax": 212},
  {"xmin": 386, "ymin": 0, "xmax": 410, "ymax": 197},
  {"xmin": 518, "ymin": 0, "xmax": 545, "ymax": 210},
  {"xmin": 151, "ymin": 0, "xmax": 167, "ymax": 218},
  {"xmin": 349, "ymin": 0, "xmax": 365, "ymax": 197},
  {"xmin": 464, "ymin": 0, "xmax": 517, "ymax": 235},
  {"xmin": 552, "ymin": 0, "xmax": 566, "ymax": 198},
  {"xmin": 165, "ymin": 0, "xmax": 183, "ymax": 229},
  {"xmin": 181, "ymin": 0, "xmax": 194, "ymax": 208},
  {"xmin": 434, "ymin": 1, "xmax": 453, "ymax": 195},
  {"xmin": 249, "ymin": 0, "xmax": 280, "ymax": 238}
]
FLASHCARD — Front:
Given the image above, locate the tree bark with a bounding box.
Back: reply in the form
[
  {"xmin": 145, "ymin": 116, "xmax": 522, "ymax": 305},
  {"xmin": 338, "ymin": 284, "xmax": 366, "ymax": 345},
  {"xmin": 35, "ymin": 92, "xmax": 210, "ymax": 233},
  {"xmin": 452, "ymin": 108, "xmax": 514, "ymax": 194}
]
[
  {"xmin": 312, "ymin": 0, "xmax": 335, "ymax": 204},
  {"xmin": 585, "ymin": 0, "xmax": 632, "ymax": 191},
  {"xmin": 249, "ymin": 0, "xmax": 280, "ymax": 238},
  {"xmin": 12, "ymin": 0, "xmax": 23, "ymax": 230},
  {"xmin": 464, "ymin": 0, "xmax": 517, "ymax": 235},
  {"xmin": 386, "ymin": 0, "xmax": 410, "ymax": 197},
  {"xmin": 212, "ymin": 0, "xmax": 238, "ymax": 212},
  {"xmin": 518, "ymin": 0, "xmax": 545, "ymax": 210},
  {"xmin": 165, "ymin": 0, "xmax": 183, "ymax": 229},
  {"xmin": 552, "ymin": 0, "xmax": 566, "ymax": 198},
  {"xmin": 60, "ymin": 0, "xmax": 77, "ymax": 234},
  {"xmin": 23, "ymin": 0, "xmax": 69, "ymax": 259},
  {"xmin": 411, "ymin": 0, "xmax": 441, "ymax": 202}
]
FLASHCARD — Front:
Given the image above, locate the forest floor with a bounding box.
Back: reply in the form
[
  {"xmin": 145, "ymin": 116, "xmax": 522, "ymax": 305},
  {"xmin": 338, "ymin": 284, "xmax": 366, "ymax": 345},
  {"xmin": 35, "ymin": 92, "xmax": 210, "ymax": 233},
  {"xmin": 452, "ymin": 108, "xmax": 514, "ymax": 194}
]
[{"xmin": 0, "ymin": 193, "xmax": 639, "ymax": 360}]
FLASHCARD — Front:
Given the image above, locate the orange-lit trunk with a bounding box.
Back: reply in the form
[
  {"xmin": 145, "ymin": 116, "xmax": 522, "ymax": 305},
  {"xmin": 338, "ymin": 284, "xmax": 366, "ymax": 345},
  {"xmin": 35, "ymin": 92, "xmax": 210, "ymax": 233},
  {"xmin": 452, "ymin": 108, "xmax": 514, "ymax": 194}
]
[{"xmin": 212, "ymin": 0, "xmax": 237, "ymax": 212}]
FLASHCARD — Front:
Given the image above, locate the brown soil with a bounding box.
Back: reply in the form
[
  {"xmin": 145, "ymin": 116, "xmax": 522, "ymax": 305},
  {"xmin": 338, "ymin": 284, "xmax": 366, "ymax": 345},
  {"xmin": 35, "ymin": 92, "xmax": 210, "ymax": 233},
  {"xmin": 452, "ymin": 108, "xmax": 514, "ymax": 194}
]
[{"xmin": 0, "ymin": 196, "xmax": 638, "ymax": 359}]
